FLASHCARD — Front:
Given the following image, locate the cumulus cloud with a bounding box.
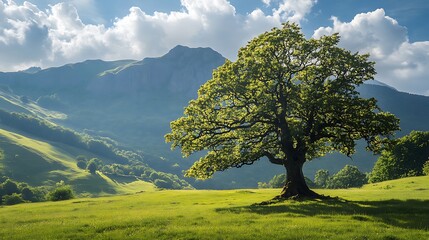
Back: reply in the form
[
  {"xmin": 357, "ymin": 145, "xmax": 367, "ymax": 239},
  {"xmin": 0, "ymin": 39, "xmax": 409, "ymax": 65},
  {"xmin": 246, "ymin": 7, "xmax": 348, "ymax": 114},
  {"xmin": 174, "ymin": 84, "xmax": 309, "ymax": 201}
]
[
  {"xmin": 262, "ymin": 0, "xmax": 272, "ymax": 6},
  {"xmin": 0, "ymin": 0, "xmax": 317, "ymax": 72},
  {"xmin": 274, "ymin": 0, "xmax": 317, "ymax": 23},
  {"xmin": 313, "ymin": 9, "xmax": 429, "ymax": 96}
]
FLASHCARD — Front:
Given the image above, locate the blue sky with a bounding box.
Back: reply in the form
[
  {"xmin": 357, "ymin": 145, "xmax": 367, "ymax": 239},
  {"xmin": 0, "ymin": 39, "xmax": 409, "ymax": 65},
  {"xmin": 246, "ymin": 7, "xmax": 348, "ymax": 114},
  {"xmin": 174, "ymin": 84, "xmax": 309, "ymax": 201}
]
[{"xmin": 1, "ymin": 0, "xmax": 429, "ymax": 95}]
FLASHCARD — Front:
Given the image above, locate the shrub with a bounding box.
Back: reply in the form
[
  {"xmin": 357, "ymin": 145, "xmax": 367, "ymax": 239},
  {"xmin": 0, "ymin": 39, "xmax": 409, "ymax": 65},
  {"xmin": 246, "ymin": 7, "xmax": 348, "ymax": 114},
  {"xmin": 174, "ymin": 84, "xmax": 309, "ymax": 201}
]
[
  {"xmin": 326, "ymin": 165, "xmax": 367, "ymax": 189},
  {"xmin": 77, "ymin": 160, "xmax": 87, "ymax": 169},
  {"xmin": 48, "ymin": 185, "xmax": 74, "ymax": 201},
  {"xmin": 3, "ymin": 193, "xmax": 25, "ymax": 205},
  {"xmin": 269, "ymin": 174, "xmax": 286, "ymax": 188},
  {"xmin": 154, "ymin": 179, "xmax": 171, "ymax": 189},
  {"xmin": 86, "ymin": 158, "xmax": 103, "ymax": 174},
  {"xmin": 20, "ymin": 187, "xmax": 35, "ymax": 201},
  {"xmin": 257, "ymin": 182, "xmax": 269, "ymax": 188},
  {"xmin": 423, "ymin": 160, "xmax": 429, "ymax": 176},
  {"xmin": 314, "ymin": 170, "xmax": 330, "ymax": 188},
  {"xmin": 2, "ymin": 179, "xmax": 19, "ymax": 195}
]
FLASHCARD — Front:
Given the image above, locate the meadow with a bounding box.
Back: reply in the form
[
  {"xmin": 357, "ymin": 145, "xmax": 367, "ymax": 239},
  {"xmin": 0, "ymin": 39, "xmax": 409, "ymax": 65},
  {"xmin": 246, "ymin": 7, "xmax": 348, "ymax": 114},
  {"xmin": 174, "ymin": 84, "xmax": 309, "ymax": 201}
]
[{"xmin": 0, "ymin": 176, "xmax": 428, "ymax": 240}]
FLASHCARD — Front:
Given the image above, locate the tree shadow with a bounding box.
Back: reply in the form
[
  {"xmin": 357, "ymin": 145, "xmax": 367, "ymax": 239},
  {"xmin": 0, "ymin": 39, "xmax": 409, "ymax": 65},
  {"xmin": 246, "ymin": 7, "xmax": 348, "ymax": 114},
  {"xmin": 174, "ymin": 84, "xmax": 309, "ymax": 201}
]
[{"xmin": 215, "ymin": 198, "xmax": 429, "ymax": 231}]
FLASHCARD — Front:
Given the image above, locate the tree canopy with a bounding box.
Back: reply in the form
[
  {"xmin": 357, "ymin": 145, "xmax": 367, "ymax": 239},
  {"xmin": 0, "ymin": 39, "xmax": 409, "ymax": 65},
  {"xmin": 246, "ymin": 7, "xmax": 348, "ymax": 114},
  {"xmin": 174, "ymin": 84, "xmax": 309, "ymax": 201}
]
[
  {"xmin": 166, "ymin": 22, "xmax": 399, "ymax": 198},
  {"xmin": 369, "ymin": 131, "xmax": 429, "ymax": 183}
]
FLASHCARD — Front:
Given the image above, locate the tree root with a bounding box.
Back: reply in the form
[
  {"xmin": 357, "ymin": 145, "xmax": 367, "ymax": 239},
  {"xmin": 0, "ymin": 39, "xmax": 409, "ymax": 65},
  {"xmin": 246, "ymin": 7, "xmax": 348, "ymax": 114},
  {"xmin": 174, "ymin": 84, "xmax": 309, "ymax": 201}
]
[{"xmin": 253, "ymin": 193, "xmax": 334, "ymax": 206}]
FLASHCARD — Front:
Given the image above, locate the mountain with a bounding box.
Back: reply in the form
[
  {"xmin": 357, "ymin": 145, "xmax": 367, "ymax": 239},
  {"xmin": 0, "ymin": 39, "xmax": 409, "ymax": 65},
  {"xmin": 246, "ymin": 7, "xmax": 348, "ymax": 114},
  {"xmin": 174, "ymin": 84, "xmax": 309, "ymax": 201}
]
[
  {"xmin": 0, "ymin": 45, "xmax": 429, "ymax": 190},
  {"xmin": 90, "ymin": 45, "xmax": 225, "ymax": 97}
]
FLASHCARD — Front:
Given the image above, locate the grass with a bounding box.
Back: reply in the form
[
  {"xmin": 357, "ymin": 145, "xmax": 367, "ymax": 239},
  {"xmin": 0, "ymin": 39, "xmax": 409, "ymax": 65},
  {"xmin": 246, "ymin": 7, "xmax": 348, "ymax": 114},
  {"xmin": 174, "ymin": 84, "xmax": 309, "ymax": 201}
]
[
  {"xmin": 0, "ymin": 89, "xmax": 67, "ymax": 120},
  {"xmin": 0, "ymin": 128, "xmax": 154, "ymax": 195},
  {"xmin": 0, "ymin": 176, "xmax": 428, "ymax": 239}
]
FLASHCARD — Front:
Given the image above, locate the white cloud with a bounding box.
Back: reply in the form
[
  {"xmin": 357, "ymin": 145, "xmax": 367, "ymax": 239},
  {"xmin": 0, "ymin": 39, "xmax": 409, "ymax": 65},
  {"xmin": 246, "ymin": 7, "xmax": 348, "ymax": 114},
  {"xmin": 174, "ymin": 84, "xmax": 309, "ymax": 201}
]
[
  {"xmin": 274, "ymin": 0, "xmax": 317, "ymax": 23},
  {"xmin": 262, "ymin": 0, "xmax": 272, "ymax": 6},
  {"xmin": 0, "ymin": 0, "xmax": 317, "ymax": 72},
  {"xmin": 313, "ymin": 9, "xmax": 429, "ymax": 96}
]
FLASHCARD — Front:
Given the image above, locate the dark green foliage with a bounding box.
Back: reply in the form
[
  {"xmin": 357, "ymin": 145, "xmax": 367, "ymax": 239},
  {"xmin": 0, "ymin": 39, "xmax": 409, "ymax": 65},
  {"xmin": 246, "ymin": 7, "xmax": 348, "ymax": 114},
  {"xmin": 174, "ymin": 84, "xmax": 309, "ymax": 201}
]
[
  {"xmin": 87, "ymin": 161, "xmax": 98, "ymax": 174},
  {"xmin": 28, "ymin": 187, "xmax": 48, "ymax": 202},
  {"xmin": 100, "ymin": 162, "xmax": 192, "ymax": 189},
  {"xmin": 2, "ymin": 179, "xmax": 19, "ymax": 195},
  {"xmin": 314, "ymin": 170, "xmax": 330, "ymax": 188},
  {"xmin": 0, "ymin": 186, "xmax": 3, "ymax": 204},
  {"xmin": 20, "ymin": 187, "xmax": 35, "ymax": 201},
  {"xmin": 0, "ymin": 175, "xmax": 8, "ymax": 183},
  {"xmin": 423, "ymin": 160, "xmax": 429, "ymax": 176},
  {"xmin": 0, "ymin": 177, "xmax": 47, "ymax": 205},
  {"xmin": 370, "ymin": 131, "xmax": 429, "ymax": 183},
  {"xmin": 77, "ymin": 160, "xmax": 87, "ymax": 169},
  {"xmin": 0, "ymin": 109, "xmax": 81, "ymax": 146},
  {"xmin": 153, "ymin": 179, "xmax": 170, "ymax": 189},
  {"xmin": 86, "ymin": 158, "xmax": 103, "ymax": 173},
  {"xmin": 269, "ymin": 174, "xmax": 287, "ymax": 188},
  {"xmin": 48, "ymin": 183, "xmax": 74, "ymax": 201},
  {"xmin": 150, "ymin": 171, "xmax": 193, "ymax": 189},
  {"xmin": 326, "ymin": 165, "xmax": 367, "ymax": 189},
  {"xmin": 3, "ymin": 193, "xmax": 24, "ymax": 205}
]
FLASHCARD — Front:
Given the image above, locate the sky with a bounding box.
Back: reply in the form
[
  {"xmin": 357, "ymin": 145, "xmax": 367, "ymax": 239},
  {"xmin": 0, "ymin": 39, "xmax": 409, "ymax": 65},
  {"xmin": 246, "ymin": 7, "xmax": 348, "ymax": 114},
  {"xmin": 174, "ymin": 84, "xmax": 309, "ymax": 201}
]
[{"xmin": 1, "ymin": 0, "xmax": 429, "ymax": 95}]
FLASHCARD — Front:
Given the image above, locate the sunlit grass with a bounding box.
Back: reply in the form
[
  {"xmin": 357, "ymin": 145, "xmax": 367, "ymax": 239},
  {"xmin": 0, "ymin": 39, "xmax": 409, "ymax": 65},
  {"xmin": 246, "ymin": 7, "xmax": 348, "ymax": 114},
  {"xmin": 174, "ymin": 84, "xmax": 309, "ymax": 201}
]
[
  {"xmin": 0, "ymin": 176, "xmax": 428, "ymax": 239},
  {"xmin": 0, "ymin": 129, "xmax": 154, "ymax": 195}
]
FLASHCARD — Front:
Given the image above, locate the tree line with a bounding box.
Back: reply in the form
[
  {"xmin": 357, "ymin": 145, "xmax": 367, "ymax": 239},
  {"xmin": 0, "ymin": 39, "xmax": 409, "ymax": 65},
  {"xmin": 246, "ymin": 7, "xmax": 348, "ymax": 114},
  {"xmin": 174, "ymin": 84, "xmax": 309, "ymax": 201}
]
[
  {"xmin": 75, "ymin": 155, "xmax": 193, "ymax": 190},
  {"xmin": 0, "ymin": 109, "xmax": 128, "ymax": 163},
  {"xmin": 0, "ymin": 177, "xmax": 74, "ymax": 206},
  {"xmin": 260, "ymin": 131, "xmax": 429, "ymax": 189}
]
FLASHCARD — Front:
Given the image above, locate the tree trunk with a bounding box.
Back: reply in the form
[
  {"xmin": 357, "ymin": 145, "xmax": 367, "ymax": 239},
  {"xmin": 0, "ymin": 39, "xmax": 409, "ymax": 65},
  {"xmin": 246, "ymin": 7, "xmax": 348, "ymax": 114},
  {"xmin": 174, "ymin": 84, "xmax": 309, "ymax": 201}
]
[{"xmin": 277, "ymin": 157, "xmax": 321, "ymax": 200}]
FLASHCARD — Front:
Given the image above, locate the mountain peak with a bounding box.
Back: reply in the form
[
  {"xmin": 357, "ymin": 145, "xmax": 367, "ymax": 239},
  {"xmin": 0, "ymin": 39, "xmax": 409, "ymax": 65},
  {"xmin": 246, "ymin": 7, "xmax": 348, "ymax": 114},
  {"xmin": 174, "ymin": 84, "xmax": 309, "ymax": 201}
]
[
  {"xmin": 162, "ymin": 45, "xmax": 224, "ymax": 60},
  {"xmin": 365, "ymin": 80, "xmax": 397, "ymax": 91},
  {"xmin": 20, "ymin": 66, "xmax": 42, "ymax": 74}
]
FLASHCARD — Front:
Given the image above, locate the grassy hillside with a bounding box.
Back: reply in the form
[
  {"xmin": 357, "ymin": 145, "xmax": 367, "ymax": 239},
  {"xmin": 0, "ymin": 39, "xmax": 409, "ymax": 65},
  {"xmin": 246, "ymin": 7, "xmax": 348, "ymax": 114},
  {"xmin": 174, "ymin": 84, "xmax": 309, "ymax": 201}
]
[
  {"xmin": 0, "ymin": 128, "xmax": 154, "ymax": 196},
  {"xmin": 0, "ymin": 176, "xmax": 427, "ymax": 239}
]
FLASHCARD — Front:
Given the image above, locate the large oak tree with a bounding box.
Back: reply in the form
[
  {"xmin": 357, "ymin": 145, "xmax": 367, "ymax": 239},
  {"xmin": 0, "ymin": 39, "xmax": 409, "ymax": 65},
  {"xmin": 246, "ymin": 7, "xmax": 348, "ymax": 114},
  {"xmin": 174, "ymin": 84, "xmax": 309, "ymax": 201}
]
[{"xmin": 166, "ymin": 23, "xmax": 399, "ymax": 199}]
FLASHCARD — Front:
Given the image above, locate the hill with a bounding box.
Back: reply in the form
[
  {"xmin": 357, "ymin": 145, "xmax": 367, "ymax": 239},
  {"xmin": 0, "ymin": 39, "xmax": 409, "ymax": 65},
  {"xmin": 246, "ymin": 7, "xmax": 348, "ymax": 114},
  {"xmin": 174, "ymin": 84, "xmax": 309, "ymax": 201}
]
[
  {"xmin": 0, "ymin": 176, "xmax": 428, "ymax": 239},
  {"xmin": 1, "ymin": 45, "xmax": 429, "ymax": 189},
  {"xmin": 0, "ymin": 127, "xmax": 155, "ymax": 196}
]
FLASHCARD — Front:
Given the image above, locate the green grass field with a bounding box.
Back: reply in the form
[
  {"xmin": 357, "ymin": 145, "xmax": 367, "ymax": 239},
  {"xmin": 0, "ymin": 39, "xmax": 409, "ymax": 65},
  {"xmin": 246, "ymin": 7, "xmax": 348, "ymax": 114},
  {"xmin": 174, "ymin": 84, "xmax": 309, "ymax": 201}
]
[{"xmin": 0, "ymin": 176, "xmax": 428, "ymax": 240}]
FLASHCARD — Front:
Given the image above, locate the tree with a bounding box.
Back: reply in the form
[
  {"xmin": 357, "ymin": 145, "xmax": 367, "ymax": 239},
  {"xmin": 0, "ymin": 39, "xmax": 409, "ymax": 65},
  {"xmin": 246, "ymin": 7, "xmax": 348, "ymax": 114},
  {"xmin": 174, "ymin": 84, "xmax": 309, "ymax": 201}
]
[
  {"xmin": 423, "ymin": 160, "xmax": 429, "ymax": 176},
  {"xmin": 3, "ymin": 193, "xmax": 24, "ymax": 205},
  {"xmin": 77, "ymin": 160, "xmax": 87, "ymax": 170},
  {"xmin": 269, "ymin": 174, "xmax": 287, "ymax": 188},
  {"xmin": 369, "ymin": 131, "xmax": 429, "ymax": 183},
  {"xmin": 2, "ymin": 179, "xmax": 19, "ymax": 195},
  {"xmin": 86, "ymin": 158, "xmax": 102, "ymax": 174},
  {"xmin": 47, "ymin": 182, "xmax": 74, "ymax": 201},
  {"xmin": 87, "ymin": 161, "xmax": 97, "ymax": 174},
  {"xmin": 166, "ymin": 22, "xmax": 399, "ymax": 199},
  {"xmin": 326, "ymin": 165, "xmax": 367, "ymax": 189},
  {"xmin": 20, "ymin": 187, "xmax": 35, "ymax": 201},
  {"xmin": 314, "ymin": 170, "xmax": 330, "ymax": 188}
]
